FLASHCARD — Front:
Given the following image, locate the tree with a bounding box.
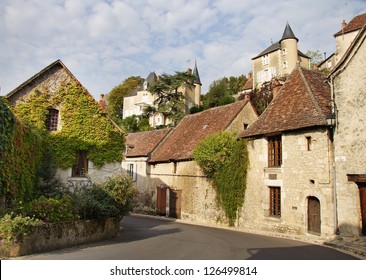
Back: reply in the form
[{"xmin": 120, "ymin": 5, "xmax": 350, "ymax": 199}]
[
  {"xmin": 306, "ymin": 50, "xmax": 323, "ymax": 68},
  {"xmin": 203, "ymin": 75, "xmax": 247, "ymax": 109},
  {"xmin": 106, "ymin": 76, "xmax": 144, "ymax": 121},
  {"xmin": 148, "ymin": 71, "xmax": 195, "ymax": 126}
]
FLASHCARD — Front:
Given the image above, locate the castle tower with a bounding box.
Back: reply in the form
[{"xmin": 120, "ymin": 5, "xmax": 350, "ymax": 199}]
[
  {"xmin": 279, "ymin": 22, "xmax": 299, "ymax": 76},
  {"xmin": 192, "ymin": 60, "xmax": 201, "ymax": 106}
]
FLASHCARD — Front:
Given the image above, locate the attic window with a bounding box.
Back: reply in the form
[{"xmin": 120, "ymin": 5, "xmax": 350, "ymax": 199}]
[
  {"xmin": 45, "ymin": 109, "xmax": 59, "ymax": 131},
  {"xmin": 243, "ymin": 123, "xmax": 249, "ymax": 130}
]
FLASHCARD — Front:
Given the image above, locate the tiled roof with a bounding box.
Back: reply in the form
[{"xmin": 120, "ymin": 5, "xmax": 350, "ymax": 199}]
[
  {"xmin": 334, "ymin": 12, "xmax": 366, "ymax": 36},
  {"xmin": 125, "ymin": 128, "xmax": 172, "ymax": 157},
  {"xmin": 239, "ymin": 67, "xmax": 331, "ymax": 138},
  {"xmin": 243, "ymin": 77, "xmax": 253, "ymax": 91},
  {"xmin": 148, "ymin": 100, "xmax": 250, "ymax": 163}
]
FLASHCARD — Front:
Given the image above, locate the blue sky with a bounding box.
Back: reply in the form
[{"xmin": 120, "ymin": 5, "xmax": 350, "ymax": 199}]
[{"xmin": 0, "ymin": 0, "xmax": 365, "ymax": 100}]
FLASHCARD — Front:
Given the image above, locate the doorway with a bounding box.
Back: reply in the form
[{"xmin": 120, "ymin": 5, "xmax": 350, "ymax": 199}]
[{"xmin": 308, "ymin": 196, "xmax": 321, "ymax": 234}]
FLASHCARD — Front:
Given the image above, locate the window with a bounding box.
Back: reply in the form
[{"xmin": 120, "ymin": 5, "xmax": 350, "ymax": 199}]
[
  {"xmin": 262, "ymin": 54, "xmax": 269, "ymax": 65},
  {"xmin": 72, "ymin": 150, "xmax": 88, "ymax": 177},
  {"xmin": 268, "ymin": 135, "xmax": 282, "ymax": 167},
  {"xmin": 243, "ymin": 123, "xmax": 249, "ymax": 130},
  {"xmin": 282, "ymin": 48, "xmax": 287, "ymax": 56},
  {"xmin": 269, "ymin": 187, "xmax": 281, "ymax": 217},
  {"xmin": 283, "ymin": 61, "xmax": 288, "ymax": 69},
  {"xmin": 45, "ymin": 109, "xmax": 59, "ymax": 131},
  {"xmin": 306, "ymin": 136, "xmax": 312, "ymax": 151},
  {"xmin": 127, "ymin": 164, "xmax": 137, "ymax": 181}
]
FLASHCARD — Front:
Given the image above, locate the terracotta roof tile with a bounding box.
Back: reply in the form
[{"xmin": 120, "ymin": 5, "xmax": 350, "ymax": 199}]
[
  {"xmin": 239, "ymin": 67, "xmax": 331, "ymax": 138},
  {"xmin": 334, "ymin": 13, "xmax": 366, "ymax": 36},
  {"xmin": 149, "ymin": 100, "xmax": 250, "ymax": 163},
  {"xmin": 125, "ymin": 128, "xmax": 171, "ymax": 157}
]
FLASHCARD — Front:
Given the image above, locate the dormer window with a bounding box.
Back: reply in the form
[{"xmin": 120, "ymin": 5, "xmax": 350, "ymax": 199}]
[{"xmin": 45, "ymin": 109, "xmax": 59, "ymax": 131}]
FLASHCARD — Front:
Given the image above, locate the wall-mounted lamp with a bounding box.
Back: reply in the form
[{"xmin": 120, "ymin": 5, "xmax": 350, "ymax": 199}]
[{"xmin": 326, "ymin": 100, "xmax": 337, "ymax": 128}]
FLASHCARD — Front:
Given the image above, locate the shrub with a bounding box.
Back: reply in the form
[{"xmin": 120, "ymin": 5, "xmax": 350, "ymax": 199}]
[
  {"xmin": 19, "ymin": 195, "xmax": 75, "ymax": 223},
  {"xmin": 76, "ymin": 173, "xmax": 137, "ymax": 220},
  {"xmin": 0, "ymin": 213, "xmax": 43, "ymax": 243}
]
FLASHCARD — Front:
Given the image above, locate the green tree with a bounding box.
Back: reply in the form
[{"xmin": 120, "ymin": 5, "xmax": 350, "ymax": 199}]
[
  {"xmin": 203, "ymin": 75, "xmax": 247, "ymax": 109},
  {"xmin": 306, "ymin": 50, "xmax": 323, "ymax": 68},
  {"xmin": 106, "ymin": 76, "xmax": 144, "ymax": 121},
  {"xmin": 148, "ymin": 71, "xmax": 195, "ymax": 126}
]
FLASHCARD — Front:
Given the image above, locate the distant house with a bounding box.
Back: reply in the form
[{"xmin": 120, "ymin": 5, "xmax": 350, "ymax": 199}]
[
  {"xmin": 122, "ymin": 128, "xmax": 171, "ymax": 210},
  {"xmin": 5, "ymin": 60, "xmax": 124, "ymax": 187},
  {"xmin": 147, "ymin": 100, "xmax": 258, "ymax": 220},
  {"xmin": 328, "ymin": 25, "xmax": 366, "ymax": 236},
  {"xmin": 122, "ymin": 63, "xmax": 202, "ymax": 128},
  {"xmin": 239, "ymin": 66, "xmax": 335, "ymax": 237},
  {"xmin": 318, "ymin": 12, "xmax": 366, "ymax": 72},
  {"xmin": 252, "ymin": 23, "xmax": 310, "ymax": 88}
]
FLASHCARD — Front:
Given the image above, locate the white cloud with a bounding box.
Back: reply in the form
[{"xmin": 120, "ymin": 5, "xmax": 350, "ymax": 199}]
[{"xmin": 0, "ymin": 0, "xmax": 365, "ymax": 97}]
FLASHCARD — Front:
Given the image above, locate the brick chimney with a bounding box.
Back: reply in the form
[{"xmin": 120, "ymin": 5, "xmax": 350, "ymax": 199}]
[{"xmin": 342, "ymin": 19, "xmax": 347, "ymax": 29}]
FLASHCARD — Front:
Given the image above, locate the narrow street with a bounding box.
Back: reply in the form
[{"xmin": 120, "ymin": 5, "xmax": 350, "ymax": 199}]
[{"xmin": 17, "ymin": 215, "xmax": 359, "ymax": 260}]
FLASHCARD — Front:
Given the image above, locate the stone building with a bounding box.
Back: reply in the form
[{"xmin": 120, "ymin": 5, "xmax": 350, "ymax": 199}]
[
  {"xmin": 239, "ymin": 67, "xmax": 335, "ymax": 237},
  {"xmin": 147, "ymin": 100, "xmax": 258, "ymax": 222},
  {"xmin": 328, "ymin": 25, "xmax": 366, "ymax": 236},
  {"xmin": 123, "ymin": 62, "xmax": 202, "ymax": 127},
  {"xmin": 5, "ymin": 60, "xmax": 123, "ymax": 186},
  {"xmin": 252, "ymin": 23, "xmax": 310, "ymax": 88},
  {"xmin": 122, "ymin": 128, "xmax": 172, "ymax": 210}
]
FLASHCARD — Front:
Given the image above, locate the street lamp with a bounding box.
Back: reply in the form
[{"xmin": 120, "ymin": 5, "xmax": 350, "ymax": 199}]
[{"xmin": 326, "ymin": 100, "xmax": 337, "ymax": 128}]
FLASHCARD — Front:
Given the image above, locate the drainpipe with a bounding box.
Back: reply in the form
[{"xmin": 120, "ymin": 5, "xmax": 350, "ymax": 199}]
[{"xmin": 328, "ymin": 76, "xmax": 340, "ymax": 235}]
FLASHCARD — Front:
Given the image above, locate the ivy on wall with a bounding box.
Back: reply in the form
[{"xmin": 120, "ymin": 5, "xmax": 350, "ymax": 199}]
[
  {"xmin": 194, "ymin": 131, "xmax": 249, "ymax": 226},
  {"xmin": 13, "ymin": 81, "xmax": 124, "ymax": 169},
  {"xmin": 0, "ymin": 97, "xmax": 43, "ymax": 204}
]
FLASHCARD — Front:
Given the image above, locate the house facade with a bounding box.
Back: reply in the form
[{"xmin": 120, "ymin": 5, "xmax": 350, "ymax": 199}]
[
  {"xmin": 328, "ymin": 25, "xmax": 366, "ymax": 236},
  {"xmin": 239, "ymin": 67, "xmax": 336, "ymax": 237},
  {"xmin": 5, "ymin": 60, "xmax": 124, "ymax": 187},
  {"xmin": 122, "ymin": 128, "xmax": 172, "ymax": 211},
  {"xmin": 147, "ymin": 100, "xmax": 258, "ymax": 221},
  {"xmin": 252, "ymin": 23, "xmax": 310, "ymax": 88},
  {"xmin": 123, "ymin": 63, "xmax": 202, "ymax": 127}
]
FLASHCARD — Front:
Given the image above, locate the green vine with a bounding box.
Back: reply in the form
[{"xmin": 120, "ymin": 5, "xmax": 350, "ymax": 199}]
[
  {"xmin": 194, "ymin": 131, "xmax": 249, "ymax": 226},
  {"xmin": 13, "ymin": 82, "xmax": 124, "ymax": 169}
]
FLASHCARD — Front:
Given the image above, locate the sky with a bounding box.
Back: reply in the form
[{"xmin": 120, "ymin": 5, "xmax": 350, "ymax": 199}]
[{"xmin": 0, "ymin": 0, "xmax": 365, "ymax": 100}]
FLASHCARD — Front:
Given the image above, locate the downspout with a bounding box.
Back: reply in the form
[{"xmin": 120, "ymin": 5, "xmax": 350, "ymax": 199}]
[{"xmin": 328, "ymin": 76, "xmax": 340, "ymax": 235}]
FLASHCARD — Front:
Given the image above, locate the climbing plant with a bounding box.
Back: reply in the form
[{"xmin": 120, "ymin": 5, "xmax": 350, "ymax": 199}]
[
  {"xmin": 194, "ymin": 131, "xmax": 249, "ymax": 226},
  {"xmin": 0, "ymin": 97, "xmax": 44, "ymax": 204},
  {"xmin": 13, "ymin": 81, "xmax": 124, "ymax": 169}
]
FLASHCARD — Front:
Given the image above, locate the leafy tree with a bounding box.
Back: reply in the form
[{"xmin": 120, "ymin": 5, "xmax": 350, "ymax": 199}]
[
  {"xmin": 203, "ymin": 75, "xmax": 247, "ymax": 109},
  {"xmin": 148, "ymin": 71, "xmax": 195, "ymax": 126},
  {"xmin": 306, "ymin": 50, "xmax": 324, "ymax": 68},
  {"xmin": 106, "ymin": 76, "xmax": 144, "ymax": 121}
]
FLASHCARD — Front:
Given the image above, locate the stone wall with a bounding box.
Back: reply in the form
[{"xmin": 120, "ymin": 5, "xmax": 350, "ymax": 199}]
[
  {"xmin": 333, "ymin": 36, "xmax": 366, "ymax": 235},
  {"xmin": 240, "ymin": 129, "xmax": 335, "ymax": 237},
  {"xmin": 0, "ymin": 218, "xmax": 119, "ymax": 257}
]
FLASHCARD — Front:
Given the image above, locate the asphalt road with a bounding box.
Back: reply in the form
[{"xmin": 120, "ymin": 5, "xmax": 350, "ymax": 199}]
[{"xmin": 17, "ymin": 215, "xmax": 359, "ymax": 260}]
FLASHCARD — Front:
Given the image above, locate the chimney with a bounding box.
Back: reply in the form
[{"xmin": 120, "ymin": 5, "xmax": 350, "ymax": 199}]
[
  {"xmin": 342, "ymin": 19, "xmax": 347, "ymax": 29},
  {"xmin": 99, "ymin": 94, "xmax": 107, "ymax": 111},
  {"xmin": 187, "ymin": 68, "xmax": 192, "ymax": 75},
  {"xmin": 247, "ymin": 72, "xmax": 252, "ymax": 80},
  {"xmin": 272, "ymin": 79, "xmax": 282, "ymax": 99}
]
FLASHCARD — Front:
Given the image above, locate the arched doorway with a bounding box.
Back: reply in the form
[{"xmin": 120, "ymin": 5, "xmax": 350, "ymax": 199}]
[{"xmin": 308, "ymin": 196, "xmax": 321, "ymax": 234}]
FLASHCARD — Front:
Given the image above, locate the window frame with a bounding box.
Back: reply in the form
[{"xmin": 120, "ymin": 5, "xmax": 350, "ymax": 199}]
[
  {"xmin": 45, "ymin": 108, "xmax": 59, "ymax": 132},
  {"xmin": 269, "ymin": 186, "xmax": 281, "ymax": 217},
  {"xmin": 72, "ymin": 150, "xmax": 88, "ymax": 177},
  {"xmin": 268, "ymin": 135, "xmax": 282, "ymax": 167}
]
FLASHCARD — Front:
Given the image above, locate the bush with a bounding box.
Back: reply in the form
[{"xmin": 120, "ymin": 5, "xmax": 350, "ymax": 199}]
[
  {"xmin": 76, "ymin": 173, "xmax": 137, "ymax": 221},
  {"xmin": 18, "ymin": 195, "xmax": 75, "ymax": 223},
  {"xmin": 0, "ymin": 213, "xmax": 43, "ymax": 243}
]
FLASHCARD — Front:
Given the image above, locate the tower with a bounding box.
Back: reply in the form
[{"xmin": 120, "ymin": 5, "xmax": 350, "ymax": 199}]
[
  {"xmin": 192, "ymin": 60, "xmax": 201, "ymax": 106},
  {"xmin": 279, "ymin": 22, "xmax": 299, "ymax": 76}
]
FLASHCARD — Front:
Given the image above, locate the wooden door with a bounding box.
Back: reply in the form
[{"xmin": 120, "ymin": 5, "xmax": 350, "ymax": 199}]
[
  {"xmin": 156, "ymin": 186, "xmax": 166, "ymax": 216},
  {"xmin": 169, "ymin": 189, "xmax": 182, "ymax": 219},
  {"xmin": 358, "ymin": 184, "xmax": 366, "ymax": 235},
  {"xmin": 308, "ymin": 197, "xmax": 321, "ymax": 234}
]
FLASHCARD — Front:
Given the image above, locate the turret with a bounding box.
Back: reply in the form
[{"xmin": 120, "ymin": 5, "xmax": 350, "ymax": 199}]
[
  {"xmin": 192, "ymin": 60, "xmax": 201, "ymax": 106},
  {"xmin": 279, "ymin": 22, "xmax": 299, "ymax": 75}
]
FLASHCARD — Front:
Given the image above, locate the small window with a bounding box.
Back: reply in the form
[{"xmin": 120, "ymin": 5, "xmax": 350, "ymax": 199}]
[
  {"xmin": 262, "ymin": 54, "xmax": 269, "ymax": 65},
  {"xmin": 282, "ymin": 48, "xmax": 287, "ymax": 56},
  {"xmin": 268, "ymin": 135, "xmax": 282, "ymax": 167},
  {"xmin": 243, "ymin": 123, "xmax": 249, "ymax": 130},
  {"xmin": 45, "ymin": 109, "xmax": 59, "ymax": 131},
  {"xmin": 306, "ymin": 136, "xmax": 312, "ymax": 151},
  {"xmin": 127, "ymin": 164, "xmax": 136, "ymax": 181},
  {"xmin": 269, "ymin": 187, "xmax": 281, "ymax": 217},
  {"xmin": 173, "ymin": 162, "xmax": 177, "ymax": 174},
  {"xmin": 72, "ymin": 150, "xmax": 88, "ymax": 177},
  {"xmin": 283, "ymin": 61, "xmax": 288, "ymax": 69}
]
